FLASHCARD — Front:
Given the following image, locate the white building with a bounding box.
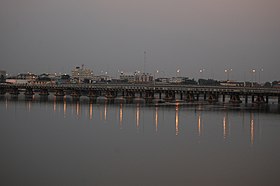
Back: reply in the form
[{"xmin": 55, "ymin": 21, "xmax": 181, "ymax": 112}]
[
  {"xmin": 169, "ymin": 77, "xmax": 185, "ymax": 84},
  {"xmin": 135, "ymin": 73, "xmax": 153, "ymax": 83},
  {"xmin": 71, "ymin": 65, "xmax": 93, "ymax": 82},
  {"xmin": 120, "ymin": 72, "xmax": 154, "ymax": 83},
  {"xmin": 120, "ymin": 72, "xmax": 135, "ymax": 83}
]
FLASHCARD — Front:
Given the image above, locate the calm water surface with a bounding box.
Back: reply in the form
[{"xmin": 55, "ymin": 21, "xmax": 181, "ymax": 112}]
[{"xmin": 1, "ymin": 96, "xmax": 280, "ymax": 186}]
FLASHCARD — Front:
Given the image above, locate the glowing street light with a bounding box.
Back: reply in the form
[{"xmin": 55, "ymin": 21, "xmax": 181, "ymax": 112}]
[
  {"xmin": 224, "ymin": 69, "xmax": 232, "ymax": 81},
  {"xmin": 251, "ymin": 69, "xmax": 256, "ymax": 87},
  {"xmin": 259, "ymin": 68, "xmax": 264, "ymax": 84},
  {"xmin": 199, "ymin": 69, "xmax": 205, "ymax": 79},
  {"xmin": 176, "ymin": 69, "xmax": 180, "ymax": 77},
  {"xmin": 154, "ymin": 70, "xmax": 159, "ymax": 86},
  {"xmin": 252, "ymin": 69, "xmax": 256, "ymax": 80}
]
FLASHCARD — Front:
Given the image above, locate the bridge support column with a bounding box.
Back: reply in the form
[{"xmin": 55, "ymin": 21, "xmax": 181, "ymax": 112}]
[
  {"xmin": 196, "ymin": 94, "xmax": 199, "ymax": 101},
  {"xmin": 24, "ymin": 88, "xmax": 34, "ymax": 97},
  {"xmin": 125, "ymin": 91, "xmax": 135, "ymax": 102},
  {"xmin": 164, "ymin": 91, "xmax": 175, "ymax": 102},
  {"xmin": 144, "ymin": 91, "xmax": 154, "ymax": 103},
  {"xmin": 245, "ymin": 95, "xmax": 248, "ymax": 104},
  {"xmin": 253, "ymin": 95, "xmax": 265, "ymax": 104},
  {"xmin": 252, "ymin": 96, "xmax": 255, "ymax": 103},
  {"xmin": 278, "ymin": 96, "xmax": 280, "ymax": 104},
  {"xmin": 55, "ymin": 90, "xmax": 65, "ymax": 97},
  {"xmin": 266, "ymin": 96, "xmax": 269, "ymax": 104},
  {"xmin": 39, "ymin": 89, "xmax": 49, "ymax": 97},
  {"xmin": 222, "ymin": 94, "xmax": 225, "ymax": 102},
  {"xmin": 185, "ymin": 94, "xmax": 194, "ymax": 102},
  {"xmin": 10, "ymin": 88, "xmax": 20, "ymax": 97},
  {"xmin": 88, "ymin": 91, "xmax": 98, "ymax": 101},
  {"xmin": 106, "ymin": 91, "xmax": 117, "ymax": 99},
  {"xmin": 71, "ymin": 90, "xmax": 81, "ymax": 100},
  {"xmin": 204, "ymin": 93, "xmax": 207, "ymax": 101},
  {"xmin": 229, "ymin": 94, "xmax": 242, "ymax": 103},
  {"xmin": 208, "ymin": 94, "xmax": 218, "ymax": 103}
]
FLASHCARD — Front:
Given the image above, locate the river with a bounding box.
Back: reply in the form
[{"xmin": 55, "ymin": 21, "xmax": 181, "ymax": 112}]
[{"xmin": 0, "ymin": 95, "xmax": 280, "ymax": 186}]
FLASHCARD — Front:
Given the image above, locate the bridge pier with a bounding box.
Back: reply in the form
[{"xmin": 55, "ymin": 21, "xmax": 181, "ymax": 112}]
[
  {"xmin": 88, "ymin": 91, "xmax": 98, "ymax": 101},
  {"xmin": 185, "ymin": 93, "xmax": 195, "ymax": 102},
  {"xmin": 253, "ymin": 95, "xmax": 265, "ymax": 104},
  {"xmin": 266, "ymin": 96, "xmax": 269, "ymax": 104},
  {"xmin": 164, "ymin": 91, "xmax": 175, "ymax": 102},
  {"xmin": 10, "ymin": 88, "xmax": 20, "ymax": 97},
  {"xmin": 71, "ymin": 90, "xmax": 81, "ymax": 100},
  {"xmin": 278, "ymin": 96, "xmax": 280, "ymax": 104},
  {"xmin": 55, "ymin": 90, "xmax": 65, "ymax": 97},
  {"xmin": 159, "ymin": 92, "xmax": 162, "ymax": 99},
  {"xmin": 245, "ymin": 95, "xmax": 248, "ymax": 104},
  {"xmin": 222, "ymin": 94, "xmax": 225, "ymax": 102},
  {"xmin": 144, "ymin": 91, "xmax": 154, "ymax": 100},
  {"xmin": 124, "ymin": 91, "xmax": 135, "ymax": 102},
  {"xmin": 39, "ymin": 89, "xmax": 49, "ymax": 97},
  {"xmin": 208, "ymin": 94, "xmax": 218, "ymax": 103},
  {"xmin": 229, "ymin": 94, "xmax": 242, "ymax": 103},
  {"xmin": 105, "ymin": 91, "xmax": 117, "ymax": 99},
  {"xmin": 196, "ymin": 94, "xmax": 199, "ymax": 101},
  {"xmin": 24, "ymin": 88, "xmax": 34, "ymax": 98}
]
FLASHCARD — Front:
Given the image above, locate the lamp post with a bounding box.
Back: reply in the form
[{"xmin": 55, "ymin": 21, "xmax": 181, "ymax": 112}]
[
  {"xmin": 259, "ymin": 68, "xmax": 264, "ymax": 85},
  {"xmin": 176, "ymin": 69, "xmax": 180, "ymax": 77},
  {"xmin": 251, "ymin": 69, "xmax": 256, "ymax": 87},
  {"xmin": 224, "ymin": 69, "xmax": 232, "ymax": 81},
  {"xmin": 154, "ymin": 70, "xmax": 159, "ymax": 86},
  {"xmin": 199, "ymin": 69, "xmax": 205, "ymax": 79}
]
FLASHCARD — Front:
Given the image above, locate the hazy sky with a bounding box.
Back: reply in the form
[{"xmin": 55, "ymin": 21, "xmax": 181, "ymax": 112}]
[{"xmin": 1, "ymin": 0, "xmax": 280, "ymax": 81}]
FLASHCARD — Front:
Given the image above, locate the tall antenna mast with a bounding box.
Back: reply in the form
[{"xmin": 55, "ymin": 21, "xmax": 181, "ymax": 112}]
[{"xmin": 144, "ymin": 51, "xmax": 146, "ymax": 74}]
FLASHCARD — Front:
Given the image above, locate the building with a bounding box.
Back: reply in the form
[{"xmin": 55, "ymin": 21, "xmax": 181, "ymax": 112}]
[
  {"xmin": 71, "ymin": 65, "xmax": 93, "ymax": 83},
  {"xmin": 134, "ymin": 73, "xmax": 153, "ymax": 83},
  {"xmin": 6, "ymin": 72, "xmax": 37, "ymax": 84},
  {"xmin": 57, "ymin": 74, "xmax": 71, "ymax": 84},
  {"xmin": 33, "ymin": 73, "xmax": 55, "ymax": 84},
  {"xmin": 169, "ymin": 77, "xmax": 185, "ymax": 84},
  {"xmin": 17, "ymin": 73, "xmax": 37, "ymax": 81},
  {"xmin": 155, "ymin": 78, "xmax": 169, "ymax": 84},
  {"xmin": 220, "ymin": 81, "xmax": 245, "ymax": 87},
  {"xmin": 120, "ymin": 72, "xmax": 135, "ymax": 83},
  {"xmin": 119, "ymin": 72, "xmax": 154, "ymax": 83}
]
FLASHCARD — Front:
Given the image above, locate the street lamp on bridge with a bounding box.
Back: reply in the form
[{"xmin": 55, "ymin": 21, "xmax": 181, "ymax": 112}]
[
  {"xmin": 251, "ymin": 69, "xmax": 256, "ymax": 87},
  {"xmin": 199, "ymin": 69, "xmax": 205, "ymax": 79},
  {"xmin": 259, "ymin": 68, "xmax": 264, "ymax": 84},
  {"xmin": 224, "ymin": 69, "xmax": 232, "ymax": 81}
]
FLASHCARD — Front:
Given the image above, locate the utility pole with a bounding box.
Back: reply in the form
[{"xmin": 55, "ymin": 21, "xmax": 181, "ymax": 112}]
[{"xmin": 144, "ymin": 51, "xmax": 146, "ymax": 74}]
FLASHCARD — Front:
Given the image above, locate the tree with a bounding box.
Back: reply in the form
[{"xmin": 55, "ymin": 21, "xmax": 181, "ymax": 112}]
[
  {"xmin": 0, "ymin": 75, "xmax": 5, "ymax": 83},
  {"xmin": 263, "ymin": 82, "xmax": 272, "ymax": 88}
]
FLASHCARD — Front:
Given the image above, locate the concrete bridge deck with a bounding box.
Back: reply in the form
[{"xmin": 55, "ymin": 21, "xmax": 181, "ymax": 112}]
[{"xmin": 1, "ymin": 83, "xmax": 280, "ymax": 104}]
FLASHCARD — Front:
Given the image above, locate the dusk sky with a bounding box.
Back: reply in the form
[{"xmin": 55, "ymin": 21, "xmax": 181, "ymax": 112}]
[{"xmin": 1, "ymin": 0, "xmax": 280, "ymax": 82}]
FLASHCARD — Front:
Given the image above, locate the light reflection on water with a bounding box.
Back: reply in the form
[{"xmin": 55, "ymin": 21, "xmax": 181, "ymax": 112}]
[
  {"xmin": 2, "ymin": 96, "xmax": 280, "ymax": 143},
  {"xmin": 1, "ymin": 96, "xmax": 280, "ymax": 186}
]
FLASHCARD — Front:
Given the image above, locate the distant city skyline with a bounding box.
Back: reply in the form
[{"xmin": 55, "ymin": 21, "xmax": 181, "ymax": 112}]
[{"xmin": 1, "ymin": 0, "xmax": 280, "ymax": 82}]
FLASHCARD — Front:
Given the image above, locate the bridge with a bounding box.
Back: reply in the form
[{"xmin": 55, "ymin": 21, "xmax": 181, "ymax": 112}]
[{"xmin": 1, "ymin": 83, "xmax": 280, "ymax": 104}]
